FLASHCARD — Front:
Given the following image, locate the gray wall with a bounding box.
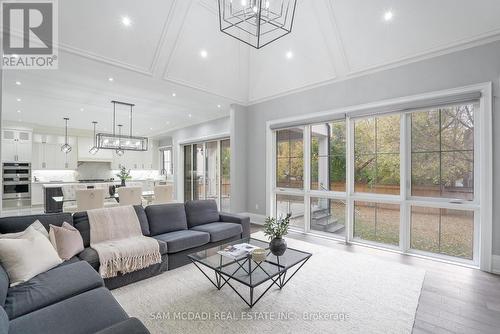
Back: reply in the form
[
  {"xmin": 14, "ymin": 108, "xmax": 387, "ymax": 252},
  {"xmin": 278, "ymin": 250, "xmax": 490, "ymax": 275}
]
[
  {"xmin": 230, "ymin": 105, "xmax": 248, "ymax": 212},
  {"xmin": 244, "ymin": 41, "xmax": 500, "ymax": 254}
]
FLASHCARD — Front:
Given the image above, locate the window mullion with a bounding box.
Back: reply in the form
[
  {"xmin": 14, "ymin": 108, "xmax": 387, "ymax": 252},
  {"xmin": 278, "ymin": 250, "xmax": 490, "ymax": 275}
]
[
  {"xmin": 304, "ymin": 126, "xmax": 311, "ymax": 233},
  {"xmin": 400, "ymin": 113, "xmax": 410, "ymax": 252},
  {"xmin": 346, "ymin": 116, "xmax": 354, "ymax": 243}
]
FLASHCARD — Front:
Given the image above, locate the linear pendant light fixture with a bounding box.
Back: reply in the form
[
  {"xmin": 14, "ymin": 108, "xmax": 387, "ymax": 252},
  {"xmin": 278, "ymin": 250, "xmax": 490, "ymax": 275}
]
[
  {"xmin": 218, "ymin": 0, "xmax": 298, "ymax": 49},
  {"xmin": 60, "ymin": 117, "xmax": 72, "ymax": 153},
  {"xmin": 89, "ymin": 121, "xmax": 99, "ymax": 155},
  {"xmin": 96, "ymin": 100, "xmax": 148, "ymax": 153}
]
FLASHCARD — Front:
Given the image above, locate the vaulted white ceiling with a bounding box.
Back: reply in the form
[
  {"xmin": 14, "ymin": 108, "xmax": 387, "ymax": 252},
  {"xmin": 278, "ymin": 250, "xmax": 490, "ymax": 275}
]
[{"xmin": 3, "ymin": 0, "xmax": 500, "ymax": 135}]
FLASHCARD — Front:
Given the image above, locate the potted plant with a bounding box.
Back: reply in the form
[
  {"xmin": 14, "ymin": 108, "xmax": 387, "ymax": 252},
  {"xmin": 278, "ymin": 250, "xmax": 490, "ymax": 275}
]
[
  {"xmin": 116, "ymin": 166, "xmax": 131, "ymax": 187},
  {"xmin": 263, "ymin": 213, "xmax": 291, "ymax": 256}
]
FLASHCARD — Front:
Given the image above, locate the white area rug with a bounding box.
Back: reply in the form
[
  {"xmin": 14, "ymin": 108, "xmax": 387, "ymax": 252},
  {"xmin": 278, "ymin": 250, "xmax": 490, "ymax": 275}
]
[{"xmin": 112, "ymin": 232, "xmax": 425, "ymax": 334}]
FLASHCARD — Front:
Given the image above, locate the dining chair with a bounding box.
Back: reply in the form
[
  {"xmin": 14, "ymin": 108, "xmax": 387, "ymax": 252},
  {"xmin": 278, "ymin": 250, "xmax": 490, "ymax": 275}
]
[
  {"xmin": 76, "ymin": 188, "xmax": 106, "ymax": 211},
  {"xmin": 153, "ymin": 185, "xmax": 173, "ymax": 204},
  {"xmin": 61, "ymin": 184, "xmax": 86, "ymax": 213},
  {"xmin": 117, "ymin": 186, "xmax": 143, "ymax": 206},
  {"xmin": 94, "ymin": 183, "xmax": 119, "ymax": 208}
]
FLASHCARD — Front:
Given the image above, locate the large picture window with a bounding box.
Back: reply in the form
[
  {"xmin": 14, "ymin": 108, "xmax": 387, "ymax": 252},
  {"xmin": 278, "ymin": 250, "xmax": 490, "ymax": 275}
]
[
  {"xmin": 276, "ymin": 194, "xmax": 305, "ymax": 229},
  {"xmin": 270, "ymin": 88, "xmax": 489, "ymax": 268},
  {"xmin": 311, "ymin": 120, "xmax": 346, "ymax": 192},
  {"xmin": 276, "ymin": 128, "xmax": 304, "ymax": 189},
  {"xmin": 411, "ymin": 206, "xmax": 474, "ymax": 259},
  {"xmin": 354, "ymin": 201, "xmax": 400, "ymax": 246},
  {"xmin": 354, "ymin": 114, "xmax": 400, "ymax": 195},
  {"xmin": 310, "ymin": 197, "xmax": 346, "ymax": 236},
  {"xmin": 411, "ymin": 104, "xmax": 475, "ymax": 200}
]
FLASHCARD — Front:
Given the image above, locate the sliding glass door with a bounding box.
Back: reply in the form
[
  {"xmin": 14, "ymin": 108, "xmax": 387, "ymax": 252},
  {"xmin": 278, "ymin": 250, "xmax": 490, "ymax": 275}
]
[
  {"xmin": 183, "ymin": 139, "xmax": 230, "ymax": 211},
  {"xmin": 271, "ymin": 100, "xmax": 481, "ymax": 265},
  {"xmin": 220, "ymin": 139, "xmax": 231, "ymax": 212}
]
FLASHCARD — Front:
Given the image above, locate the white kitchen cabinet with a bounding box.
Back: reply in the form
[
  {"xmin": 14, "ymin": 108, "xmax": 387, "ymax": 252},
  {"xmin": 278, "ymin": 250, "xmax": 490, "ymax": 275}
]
[
  {"xmin": 1, "ymin": 129, "xmax": 32, "ymax": 162},
  {"xmin": 32, "ymin": 134, "xmax": 77, "ymax": 170},
  {"xmin": 31, "ymin": 183, "xmax": 44, "ymax": 206},
  {"xmin": 77, "ymin": 137, "xmax": 112, "ymax": 162}
]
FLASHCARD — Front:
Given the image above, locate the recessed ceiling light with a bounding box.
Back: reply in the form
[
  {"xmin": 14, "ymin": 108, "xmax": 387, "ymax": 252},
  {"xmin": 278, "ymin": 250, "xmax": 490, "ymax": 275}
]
[
  {"xmin": 384, "ymin": 10, "xmax": 394, "ymax": 22},
  {"xmin": 149, "ymin": 127, "xmax": 153, "ymax": 130},
  {"xmin": 108, "ymin": 77, "xmax": 114, "ymax": 82},
  {"xmin": 172, "ymin": 93, "xmax": 176, "ymax": 97},
  {"xmin": 16, "ymin": 98, "xmax": 21, "ymax": 102},
  {"xmin": 188, "ymin": 113, "xmax": 192, "ymax": 118},
  {"xmin": 121, "ymin": 16, "xmax": 132, "ymax": 27},
  {"xmin": 285, "ymin": 51, "xmax": 293, "ymax": 59},
  {"xmin": 200, "ymin": 50, "xmax": 208, "ymax": 58},
  {"xmin": 16, "ymin": 110, "xmax": 21, "ymax": 113},
  {"xmin": 15, "ymin": 81, "xmax": 21, "ymax": 85},
  {"xmin": 217, "ymin": 104, "xmax": 221, "ymax": 108}
]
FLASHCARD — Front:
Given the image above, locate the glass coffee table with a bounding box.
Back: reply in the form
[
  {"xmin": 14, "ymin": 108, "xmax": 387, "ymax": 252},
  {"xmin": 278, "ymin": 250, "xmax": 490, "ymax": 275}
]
[{"xmin": 188, "ymin": 238, "xmax": 312, "ymax": 307}]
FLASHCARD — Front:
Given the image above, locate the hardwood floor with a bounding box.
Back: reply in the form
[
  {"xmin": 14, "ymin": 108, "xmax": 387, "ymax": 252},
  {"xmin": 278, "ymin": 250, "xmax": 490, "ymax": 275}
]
[{"xmin": 249, "ymin": 223, "xmax": 500, "ymax": 334}]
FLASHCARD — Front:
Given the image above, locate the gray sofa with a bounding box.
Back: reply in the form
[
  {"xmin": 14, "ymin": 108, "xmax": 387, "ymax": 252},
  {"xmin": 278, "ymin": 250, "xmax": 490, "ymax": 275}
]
[
  {"xmin": 0, "ymin": 200, "xmax": 250, "ymax": 333},
  {"xmin": 0, "ymin": 213, "xmax": 149, "ymax": 334},
  {"xmin": 73, "ymin": 200, "xmax": 250, "ymax": 289}
]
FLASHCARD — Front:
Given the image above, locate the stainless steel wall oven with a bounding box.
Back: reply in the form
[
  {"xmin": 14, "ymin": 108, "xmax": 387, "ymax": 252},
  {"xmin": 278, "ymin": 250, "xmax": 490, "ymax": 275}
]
[{"xmin": 2, "ymin": 162, "xmax": 31, "ymax": 209}]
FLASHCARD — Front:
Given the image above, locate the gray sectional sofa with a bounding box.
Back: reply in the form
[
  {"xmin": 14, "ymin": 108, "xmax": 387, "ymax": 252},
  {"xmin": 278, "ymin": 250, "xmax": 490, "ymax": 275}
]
[
  {"xmin": 73, "ymin": 200, "xmax": 250, "ymax": 289},
  {"xmin": 0, "ymin": 212, "xmax": 150, "ymax": 334},
  {"xmin": 0, "ymin": 200, "xmax": 250, "ymax": 334}
]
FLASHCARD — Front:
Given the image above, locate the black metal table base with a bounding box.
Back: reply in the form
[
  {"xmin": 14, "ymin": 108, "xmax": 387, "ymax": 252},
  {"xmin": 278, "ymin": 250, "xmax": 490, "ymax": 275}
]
[{"xmin": 191, "ymin": 256, "xmax": 310, "ymax": 308}]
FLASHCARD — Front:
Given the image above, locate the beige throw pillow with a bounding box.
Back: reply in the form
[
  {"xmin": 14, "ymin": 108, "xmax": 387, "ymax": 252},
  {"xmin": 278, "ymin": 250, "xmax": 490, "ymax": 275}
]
[
  {"xmin": 0, "ymin": 226, "xmax": 62, "ymax": 287},
  {"xmin": 0, "ymin": 220, "xmax": 48, "ymax": 239},
  {"xmin": 49, "ymin": 222, "xmax": 84, "ymax": 260}
]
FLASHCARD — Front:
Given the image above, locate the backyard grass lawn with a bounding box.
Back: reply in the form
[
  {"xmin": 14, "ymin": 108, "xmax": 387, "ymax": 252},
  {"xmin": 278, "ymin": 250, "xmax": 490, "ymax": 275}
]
[
  {"xmin": 281, "ymin": 205, "xmax": 473, "ymax": 260},
  {"xmin": 354, "ymin": 206, "xmax": 473, "ymax": 259}
]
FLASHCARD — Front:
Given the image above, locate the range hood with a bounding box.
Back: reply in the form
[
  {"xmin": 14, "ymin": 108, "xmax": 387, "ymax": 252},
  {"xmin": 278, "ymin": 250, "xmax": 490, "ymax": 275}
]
[{"xmin": 77, "ymin": 137, "xmax": 113, "ymax": 162}]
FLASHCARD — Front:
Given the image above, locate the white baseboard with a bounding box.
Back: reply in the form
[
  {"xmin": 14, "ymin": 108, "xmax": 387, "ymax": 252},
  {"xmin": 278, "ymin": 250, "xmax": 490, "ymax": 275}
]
[
  {"xmin": 240, "ymin": 212, "xmax": 266, "ymax": 225},
  {"xmin": 492, "ymin": 255, "xmax": 500, "ymax": 275}
]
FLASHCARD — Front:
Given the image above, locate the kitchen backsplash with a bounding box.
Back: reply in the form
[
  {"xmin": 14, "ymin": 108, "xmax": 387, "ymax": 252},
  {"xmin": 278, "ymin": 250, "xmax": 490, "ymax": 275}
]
[
  {"xmin": 77, "ymin": 162, "xmax": 113, "ymax": 180},
  {"xmin": 33, "ymin": 162, "xmax": 163, "ymax": 182},
  {"xmin": 32, "ymin": 170, "xmax": 78, "ymax": 182}
]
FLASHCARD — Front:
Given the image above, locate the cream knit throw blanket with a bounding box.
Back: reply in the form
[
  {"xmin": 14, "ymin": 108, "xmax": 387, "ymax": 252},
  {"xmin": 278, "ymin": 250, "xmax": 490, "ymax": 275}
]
[{"xmin": 87, "ymin": 206, "xmax": 161, "ymax": 278}]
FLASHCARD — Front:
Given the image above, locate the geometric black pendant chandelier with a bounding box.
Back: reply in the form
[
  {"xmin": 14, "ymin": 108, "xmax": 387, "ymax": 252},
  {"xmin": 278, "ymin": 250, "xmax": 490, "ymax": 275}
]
[
  {"xmin": 96, "ymin": 100, "xmax": 148, "ymax": 154},
  {"xmin": 218, "ymin": 0, "xmax": 298, "ymax": 49}
]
